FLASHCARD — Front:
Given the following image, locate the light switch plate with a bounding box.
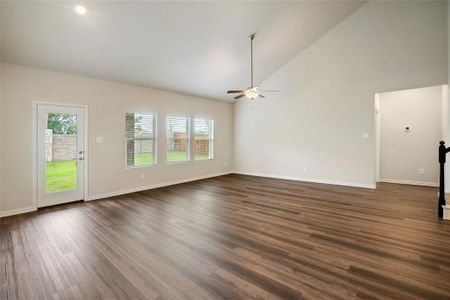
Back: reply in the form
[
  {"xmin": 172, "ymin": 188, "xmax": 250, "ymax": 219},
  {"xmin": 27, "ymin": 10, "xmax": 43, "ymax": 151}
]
[
  {"xmin": 96, "ymin": 136, "xmax": 103, "ymax": 143},
  {"xmin": 362, "ymin": 132, "xmax": 369, "ymax": 139}
]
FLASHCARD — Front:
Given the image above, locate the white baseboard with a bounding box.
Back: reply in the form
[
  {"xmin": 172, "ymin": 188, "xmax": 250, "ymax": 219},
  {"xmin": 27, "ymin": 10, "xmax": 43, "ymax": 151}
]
[
  {"xmin": 0, "ymin": 172, "xmax": 231, "ymax": 218},
  {"xmin": 443, "ymin": 205, "xmax": 450, "ymax": 220},
  {"xmin": 379, "ymin": 178, "xmax": 438, "ymax": 187},
  {"xmin": 0, "ymin": 206, "xmax": 37, "ymax": 218},
  {"xmin": 86, "ymin": 171, "xmax": 231, "ymax": 201},
  {"xmin": 232, "ymin": 171, "xmax": 376, "ymax": 189}
]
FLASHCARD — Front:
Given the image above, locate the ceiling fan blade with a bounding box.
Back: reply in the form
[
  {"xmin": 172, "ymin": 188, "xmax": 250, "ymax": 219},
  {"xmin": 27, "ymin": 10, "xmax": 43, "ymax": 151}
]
[
  {"xmin": 234, "ymin": 94, "xmax": 246, "ymax": 100},
  {"xmin": 261, "ymin": 89, "xmax": 280, "ymax": 92},
  {"xmin": 258, "ymin": 94, "xmax": 265, "ymax": 98},
  {"xmin": 227, "ymin": 90, "xmax": 244, "ymax": 94}
]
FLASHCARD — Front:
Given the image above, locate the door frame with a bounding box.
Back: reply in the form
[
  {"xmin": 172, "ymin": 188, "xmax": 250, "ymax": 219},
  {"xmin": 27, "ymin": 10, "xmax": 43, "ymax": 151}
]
[
  {"xmin": 373, "ymin": 85, "xmax": 448, "ymax": 187},
  {"xmin": 32, "ymin": 101, "xmax": 89, "ymax": 209}
]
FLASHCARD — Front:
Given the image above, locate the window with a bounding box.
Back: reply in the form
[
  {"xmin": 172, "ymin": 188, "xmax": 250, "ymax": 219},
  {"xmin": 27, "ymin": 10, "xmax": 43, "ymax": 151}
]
[
  {"xmin": 125, "ymin": 113, "xmax": 156, "ymax": 167},
  {"xmin": 167, "ymin": 116, "xmax": 190, "ymax": 163},
  {"xmin": 194, "ymin": 118, "xmax": 214, "ymax": 160}
]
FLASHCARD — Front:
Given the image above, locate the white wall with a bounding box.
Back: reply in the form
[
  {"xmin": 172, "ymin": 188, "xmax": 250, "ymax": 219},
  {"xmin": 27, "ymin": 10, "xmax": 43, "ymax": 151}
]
[
  {"xmin": 233, "ymin": 1, "xmax": 447, "ymax": 188},
  {"xmin": 0, "ymin": 3, "xmax": 3, "ymax": 211},
  {"xmin": 447, "ymin": 1, "xmax": 450, "ymax": 193},
  {"xmin": 0, "ymin": 62, "xmax": 233, "ymax": 216},
  {"xmin": 379, "ymin": 86, "xmax": 442, "ymax": 186}
]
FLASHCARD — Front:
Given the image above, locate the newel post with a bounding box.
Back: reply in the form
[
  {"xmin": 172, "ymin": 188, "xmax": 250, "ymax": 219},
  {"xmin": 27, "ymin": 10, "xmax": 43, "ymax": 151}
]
[{"xmin": 439, "ymin": 141, "xmax": 446, "ymax": 218}]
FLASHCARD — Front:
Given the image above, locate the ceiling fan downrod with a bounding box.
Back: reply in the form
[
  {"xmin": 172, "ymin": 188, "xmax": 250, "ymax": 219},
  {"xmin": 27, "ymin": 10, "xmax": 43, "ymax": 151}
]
[{"xmin": 249, "ymin": 33, "xmax": 255, "ymax": 89}]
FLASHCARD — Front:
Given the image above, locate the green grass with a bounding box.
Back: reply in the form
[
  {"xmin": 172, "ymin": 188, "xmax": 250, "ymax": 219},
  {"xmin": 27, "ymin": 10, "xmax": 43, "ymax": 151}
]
[
  {"xmin": 135, "ymin": 152, "xmax": 154, "ymax": 166},
  {"xmin": 134, "ymin": 150, "xmax": 209, "ymax": 165},
  {"xmin": 46, "ymin": 159, "xmax": 77, "ymax": 192},
  {"xmin": 45, "ymin": 151, "xmax": 211, "ymax": 191},
  {"xmin": 167, "ymin": 150, "xmax": 188, "ymax": 162},
  {"xmin": 194, "ymin": 153, "xmax": 210, "ymax": 160}
]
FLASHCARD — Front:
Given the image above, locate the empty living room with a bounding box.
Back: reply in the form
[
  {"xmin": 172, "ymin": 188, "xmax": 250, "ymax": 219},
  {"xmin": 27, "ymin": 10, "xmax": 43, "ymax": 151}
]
[{"xmin": 2, "ymin": 0, "xmax": 450, "ymax": 299}]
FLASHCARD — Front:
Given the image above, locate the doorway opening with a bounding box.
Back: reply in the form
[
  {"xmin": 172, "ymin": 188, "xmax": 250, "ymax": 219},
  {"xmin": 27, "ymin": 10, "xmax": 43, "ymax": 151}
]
[{"xmin": 374, "ymin": 85, "xmax": 448, "ymax": 187}]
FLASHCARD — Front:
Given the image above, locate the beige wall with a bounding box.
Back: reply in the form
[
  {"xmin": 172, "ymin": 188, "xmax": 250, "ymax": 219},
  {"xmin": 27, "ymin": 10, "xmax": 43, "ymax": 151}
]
[
  {"xmin": 379, "ymin": 86, "xmax": 443, "ymax": 186},
  {"xmin": 233, "ymin": 1, "xmax": 447, "ymax": 188},
  {"xmin": 0, "ymin": 62, "xmax": 233, "ymax": 215}
]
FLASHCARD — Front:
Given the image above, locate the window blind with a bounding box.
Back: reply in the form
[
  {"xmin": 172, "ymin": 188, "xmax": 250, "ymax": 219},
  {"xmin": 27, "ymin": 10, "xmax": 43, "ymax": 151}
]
[
  {"xmin": 126, "ymin": 113, "xmax": 155, "ymax": 167},
  {"xmin": 194, "ymin": 118, "xmax": 214, "ymax": 160},
  {"xmin": 167, "ymin": 116, "xmax": 190, "ymax": 162}
]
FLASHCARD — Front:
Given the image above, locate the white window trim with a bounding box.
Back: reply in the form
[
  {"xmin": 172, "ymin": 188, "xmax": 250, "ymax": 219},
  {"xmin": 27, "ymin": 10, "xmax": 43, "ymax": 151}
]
[{"xmin": 125, "ymin": 112, "xmax": 157, "ymax": 169}]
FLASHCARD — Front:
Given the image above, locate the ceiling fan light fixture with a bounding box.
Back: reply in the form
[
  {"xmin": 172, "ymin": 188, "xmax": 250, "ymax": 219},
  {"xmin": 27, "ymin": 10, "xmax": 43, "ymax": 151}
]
[{"xmin": 245, "ymin": 87, "xmax": 259, "ymax": 99}]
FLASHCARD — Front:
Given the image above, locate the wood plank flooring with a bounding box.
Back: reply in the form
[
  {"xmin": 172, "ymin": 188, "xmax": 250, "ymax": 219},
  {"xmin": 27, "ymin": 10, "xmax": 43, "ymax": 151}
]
[{"xmin": 2, "ymin": 174, "xmax": 450, "ymax": 299}]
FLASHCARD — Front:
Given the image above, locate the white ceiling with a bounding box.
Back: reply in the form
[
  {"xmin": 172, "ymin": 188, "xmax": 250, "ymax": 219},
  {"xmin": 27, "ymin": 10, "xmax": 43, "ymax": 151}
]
[{"xmin": 1, "ymin": 1, "xmax": 365, "ymax": 101}]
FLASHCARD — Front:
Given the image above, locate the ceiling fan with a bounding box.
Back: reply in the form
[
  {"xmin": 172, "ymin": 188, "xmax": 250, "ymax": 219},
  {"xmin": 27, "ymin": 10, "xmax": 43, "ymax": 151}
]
[{"xmin": 227, "ymin": 33, "xmax": 279, "ymax": 100}]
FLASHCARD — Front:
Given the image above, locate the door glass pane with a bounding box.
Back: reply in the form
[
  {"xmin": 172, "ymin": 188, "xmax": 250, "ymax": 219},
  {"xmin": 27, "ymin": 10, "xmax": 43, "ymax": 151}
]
[{"xmin": 45, "ymin": 113, "xmax": 77, "ymax": 192}]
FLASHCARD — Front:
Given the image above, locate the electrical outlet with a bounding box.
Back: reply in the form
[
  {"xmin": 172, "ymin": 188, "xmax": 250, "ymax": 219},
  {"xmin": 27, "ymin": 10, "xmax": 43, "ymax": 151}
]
[
  {"xmin": 419, "ymin": 168, "xmax": 424, "ymax": 175},
  {"xmin": 287, "ymin": 165, "xmax": 292, "ymax": 171},
  {"xmin": 362, "ymin": 132, "xmax": 369, "ymax": 139},
  {"xmin": 303, "ymin": 166, "xmax": 307, "ymax": 171},
  {"xmin": 140, "ymin": 173, "xmax": 145, "ymax": 179}
]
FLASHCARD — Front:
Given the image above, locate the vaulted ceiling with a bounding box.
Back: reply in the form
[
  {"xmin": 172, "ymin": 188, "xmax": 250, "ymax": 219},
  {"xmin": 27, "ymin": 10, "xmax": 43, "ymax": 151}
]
[{"xmin": 1, "ymin": 1, "xmax": 365, "ymax": 101}]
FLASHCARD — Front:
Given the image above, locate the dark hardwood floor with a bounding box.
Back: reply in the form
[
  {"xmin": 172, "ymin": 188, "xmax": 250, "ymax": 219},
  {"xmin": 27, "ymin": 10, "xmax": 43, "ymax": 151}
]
[{"xmin": 2, "ymin": 174, "xmax": 450, "ymax": 299}]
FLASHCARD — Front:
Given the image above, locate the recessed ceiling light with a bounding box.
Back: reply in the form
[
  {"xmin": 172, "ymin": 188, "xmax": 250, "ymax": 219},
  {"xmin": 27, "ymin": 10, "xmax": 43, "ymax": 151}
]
[{"xmin": 75, "ymin": 5, "xmax": 86, "ymax": 15}]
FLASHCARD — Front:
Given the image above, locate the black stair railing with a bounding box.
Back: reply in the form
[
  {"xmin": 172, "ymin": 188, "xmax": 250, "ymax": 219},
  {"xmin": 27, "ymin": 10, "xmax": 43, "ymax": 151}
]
[{"xmin": 438, "ymin": 141, "xmax": 449, "ymax": 218}]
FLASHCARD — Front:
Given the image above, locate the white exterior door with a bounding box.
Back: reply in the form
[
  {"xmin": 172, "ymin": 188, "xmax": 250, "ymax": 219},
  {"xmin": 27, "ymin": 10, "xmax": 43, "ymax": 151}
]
[{"xmin": 37, "ymin": 104, "xmax": 85, "ymax": 207}]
